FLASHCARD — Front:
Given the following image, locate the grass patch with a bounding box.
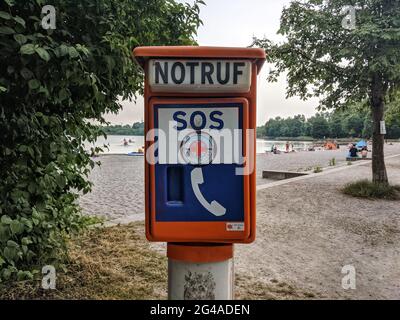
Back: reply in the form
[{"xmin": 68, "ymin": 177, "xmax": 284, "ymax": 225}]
[
  {"xmin": 235, "ymin": 274, "xmax": 318, "ymax": 300},
  {"xmin": 313, "ymin": 165, "xmax": 323, "ymax": 173},
  {"xmin": 0, "ymin": 222, "xmax": 167, "ymax": 300},
  {"xmin": 342, "ymin": 180, "xmax": 400, "ymax": 200},
  {"xmin": 0, "ymin": 222, "xmax": 319, "ymax": 300}
]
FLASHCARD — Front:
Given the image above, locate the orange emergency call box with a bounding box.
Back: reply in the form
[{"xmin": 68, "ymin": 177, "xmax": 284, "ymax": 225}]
[{"xmin": 133, "ymin": 46, "xmax": 266, "ymax": 244}]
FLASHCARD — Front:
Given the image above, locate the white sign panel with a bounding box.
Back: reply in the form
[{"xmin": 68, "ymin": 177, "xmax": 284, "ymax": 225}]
[
  {"xmin": 148, "ymin": 59, "xmax": 252, "ymax": 93},
  {"xmin": 157, "ymin": 106, "xmax": 242, "ymax": 165},
  {"xmin": 380, "ymin": 121, "xmax": 386, "ymax": 135}
]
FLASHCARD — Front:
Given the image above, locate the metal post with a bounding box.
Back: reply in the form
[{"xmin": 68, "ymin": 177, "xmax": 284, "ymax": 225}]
[{"xmin": 167, "ymin": 243, "xmax": 234, "ymax": 300}]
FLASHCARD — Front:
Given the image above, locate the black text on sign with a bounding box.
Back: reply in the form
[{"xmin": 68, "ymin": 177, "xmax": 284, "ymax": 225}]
[{"xmin": 148, "ymin": 60, "xmax": 252, "ymax": 93}]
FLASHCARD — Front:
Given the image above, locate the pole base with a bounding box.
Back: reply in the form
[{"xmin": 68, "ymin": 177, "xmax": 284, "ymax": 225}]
[{"xmin": 167, "ymin": 243, "xmax": 234, "ymax": 300}]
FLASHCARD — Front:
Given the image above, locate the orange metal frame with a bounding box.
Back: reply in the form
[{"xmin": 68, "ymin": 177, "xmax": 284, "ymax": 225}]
[
  {"xmin": 167, "ymin": 243, "xmax": 234, "ymax": 263},
  {"xmin": 133, "ymin": 46, "xmax": 266, "ymax": 244},
  {"xmin": 149, "ymin": 97, "xmax": 250, "ymax": 242}
]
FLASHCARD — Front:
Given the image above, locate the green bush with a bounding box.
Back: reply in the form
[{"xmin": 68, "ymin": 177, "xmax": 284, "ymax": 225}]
[
  {"xmin": 342, "ymin": 180, "xmax": 400, "ymax": 200},
  {"xmin": 313, "ymin": 166, "xmax": 323, "ymax": 173},
  {"xmin": 0, "ymin": 0, "xmax": 202, "ymax": 282}
]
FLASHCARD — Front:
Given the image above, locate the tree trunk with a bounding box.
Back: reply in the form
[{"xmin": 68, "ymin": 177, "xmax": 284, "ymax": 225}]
[{"xmin": 370, "ymin": 73, "xmax": 388, "ymax": 184}]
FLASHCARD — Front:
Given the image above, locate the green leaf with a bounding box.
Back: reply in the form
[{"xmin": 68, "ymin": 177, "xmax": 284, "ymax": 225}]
[
  {"xmin": 68, "ymin": 47, "xmax": 79, "ymax": 59},
  {"xmin": 0, "ymin": 11, "xmax": 11, "ymax": 20},
  {"xmin": 20, "ymin": 67, "xmax": 33, "ymax": 80},
  {"xmin": 28, "ymin": 182, "xmax": 36, "ymax": 193},
  {"xmin": 3, "ymin": 247, "xmax": 16, "ymax": 261},
  {"xmin": 2, "ymin": 268, "xmax": 12, "ymax": 280},
  {"xmin": 7, "ymin": 240, "xmax": 18, "ymax": 248},
  {"xmin": 17, "ymin": 269, "xmax": 33, "ymax": 280},
  {"xmin": 0, "ymin": 256, "xmax": 5, "ymax": 266},
  {"xmin": 7, "ymin": 65, "xmax": 14, "ymax": 74},
  {"xmin": 76, "ymin": 44, "xmax": 90, "ymax": 56},
  {"xmin": 0, "ymin": 26, "xmax": 15, "ymax": 34},
  {"xmin": 21, "ymin": 237, "xmax": 33, "ymax": 245},
  {"xmin": 27, "ymin": 146, "xmax": 34, "ymax": 158},
  {"xmin": 0, "ymin": 86, "xmax": 7, "ymax": 93},
  {"xmin": 38, "ymin": 86, "xmax": 49, "ymax": 96},
  {"xmin": 10, "ymin": 220, "xmax": 24, "ymax": 235},
  {"xmin": 28, "ymin": 79, "xmax": 40, "ymax": 90},
  {"xmin": 20, "ymin": 43, "xmax": 35, "ymax": 55},
  {"xmin": 58, "ymin": 44, "xmax": 69, "ymax": 57},
  {"xmin": 14, "ymin": 34, "xmax": 27, "ymax": 45},
  {"xmin": 21, "ymin": 218, "xmax": 32, "ymax": 230},
  {"xmin": 35, "ymin": 47, "xmax": 50, "ymax": 62},
  {"xmin": 55, "ymin": 175, "xmax": 66, "ymax": 188},
  {"xmin": 4, "ymin": 0, "xmax": 14, "ymax": 6},
  {"xmin": 1, "ymin": 215, "xmax": 12, "ymax": 225},
  {"xmin": 59, "ymin": 88, "xmax": 69, "ymax": 101},
  {"xmin": 0, "ymin": 226, "xmax": 10, "ymax": 242},
  {"xmin": 13, "ymin": 16, "xmax": 25, "ymax": 28}
]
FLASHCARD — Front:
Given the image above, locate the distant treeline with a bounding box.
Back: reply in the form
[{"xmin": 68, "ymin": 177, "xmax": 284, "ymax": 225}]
[
  {"xmin": 101, "ymin": 107, "xmax": 400, "ymax": 140},
  {"xmin": 102, "ymin": 122, "xmax": 144, "ymax": 136},
  {"xmin": 257, "ymin": 107, "xmax": 400, "ymax": 140}
]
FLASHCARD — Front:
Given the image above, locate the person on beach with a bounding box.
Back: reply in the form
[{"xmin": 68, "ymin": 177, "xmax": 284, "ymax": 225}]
[
  {"xmin": 286, "ymin": 141, "xmax": 290, "ymax": 153},
  {"xmin": 361, "ymin": 146, "xmax": 368, "ymax": 158},
  {"xmin": 349, "ymin": 144, "xmax": 358, "ymax": 158}
]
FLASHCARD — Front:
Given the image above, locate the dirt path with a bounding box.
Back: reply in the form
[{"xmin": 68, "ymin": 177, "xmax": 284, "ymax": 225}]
[{"xmin": 235, "ymin": 156, "xmax": 400, "ymax": 299}]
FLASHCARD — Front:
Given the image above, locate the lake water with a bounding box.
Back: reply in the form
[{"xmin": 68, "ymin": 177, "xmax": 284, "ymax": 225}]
[
  {"xmin": 88, "ymin": 135, "xmax": 313, "ymax": 155},
  {"xmin": 88, "ymin": 135, "xmax": 146, "ymax": 154},
  {"xmin": 256, "ymin": 140, "xmax": 313, "ymax": 153}
]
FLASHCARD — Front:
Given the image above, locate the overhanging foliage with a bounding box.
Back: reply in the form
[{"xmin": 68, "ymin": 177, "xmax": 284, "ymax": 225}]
[{"xmin": 0, "ymin": 0, "xmax": 203, "ymax": 282}]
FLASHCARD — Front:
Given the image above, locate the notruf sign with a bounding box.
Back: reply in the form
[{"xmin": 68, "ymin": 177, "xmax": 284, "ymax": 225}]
[{"xmin": 149, "ymin": 60, "xmax": 252, "ymax": 92}]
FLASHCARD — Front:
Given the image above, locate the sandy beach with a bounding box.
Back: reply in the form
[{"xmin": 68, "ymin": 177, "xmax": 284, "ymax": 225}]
[
  {"xmin": 79, "ymin": 143, "xmax": 400, "ymax": 299},
  {"xmin": 79, "ymin": 144, "xmax": 400, "ymax": 222},
  {"xmin": 80, "ymin": 149, "xmax": 347, "ymax": 221}
]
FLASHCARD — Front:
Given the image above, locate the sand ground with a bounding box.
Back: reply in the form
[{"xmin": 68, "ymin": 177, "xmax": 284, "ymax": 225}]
[
  {"xmin": 79, "ymin": 143, "xmax": 400, "ymax": 299},
  {"xmin": 239, "ymin": 155, "xmax": 400, "ymax": 299}
]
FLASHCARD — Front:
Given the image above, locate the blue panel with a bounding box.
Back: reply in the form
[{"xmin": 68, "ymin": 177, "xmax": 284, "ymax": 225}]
[
  {"xmin": 155, "ymin": 164, "xmax": 244, "ymax": 222},
  {"xmin": 154, "ymin": 102, "xmax": 245, "ymax": 222}
]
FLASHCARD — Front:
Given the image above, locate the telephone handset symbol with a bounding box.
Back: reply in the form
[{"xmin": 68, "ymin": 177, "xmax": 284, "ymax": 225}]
[{"xmin": 190, "ymin": 167, "xmax": 226, "ymax": 217}]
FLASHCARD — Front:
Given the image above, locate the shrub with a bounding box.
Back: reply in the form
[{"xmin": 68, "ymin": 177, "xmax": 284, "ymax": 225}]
[
  {"xmin": 342, "ymin": 180, "xmax": 400, "ymax": 200},
  {"xmin": 0, "ymin": 0, "xmax": 202, "ymax": 282},
  {"xmin": 313, "ymin": 166, "xmax": 323, "ymax": 173}
]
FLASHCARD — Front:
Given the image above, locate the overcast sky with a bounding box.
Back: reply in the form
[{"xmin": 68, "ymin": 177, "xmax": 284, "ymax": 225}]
[{"xmin": 104, "ymin": 0, "xmax": 319, "ymax": 126}]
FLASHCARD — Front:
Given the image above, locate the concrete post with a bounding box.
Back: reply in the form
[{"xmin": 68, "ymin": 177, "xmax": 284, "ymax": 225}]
[{"xmin": 167, "ymin": 243, "xmax": 234, "ymax": 300}]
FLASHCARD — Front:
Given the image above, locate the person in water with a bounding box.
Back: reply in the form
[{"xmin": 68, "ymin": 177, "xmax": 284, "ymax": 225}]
[{"xmin": 123, "ymin": 138, "xmax": 128, "ymax": 146}]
